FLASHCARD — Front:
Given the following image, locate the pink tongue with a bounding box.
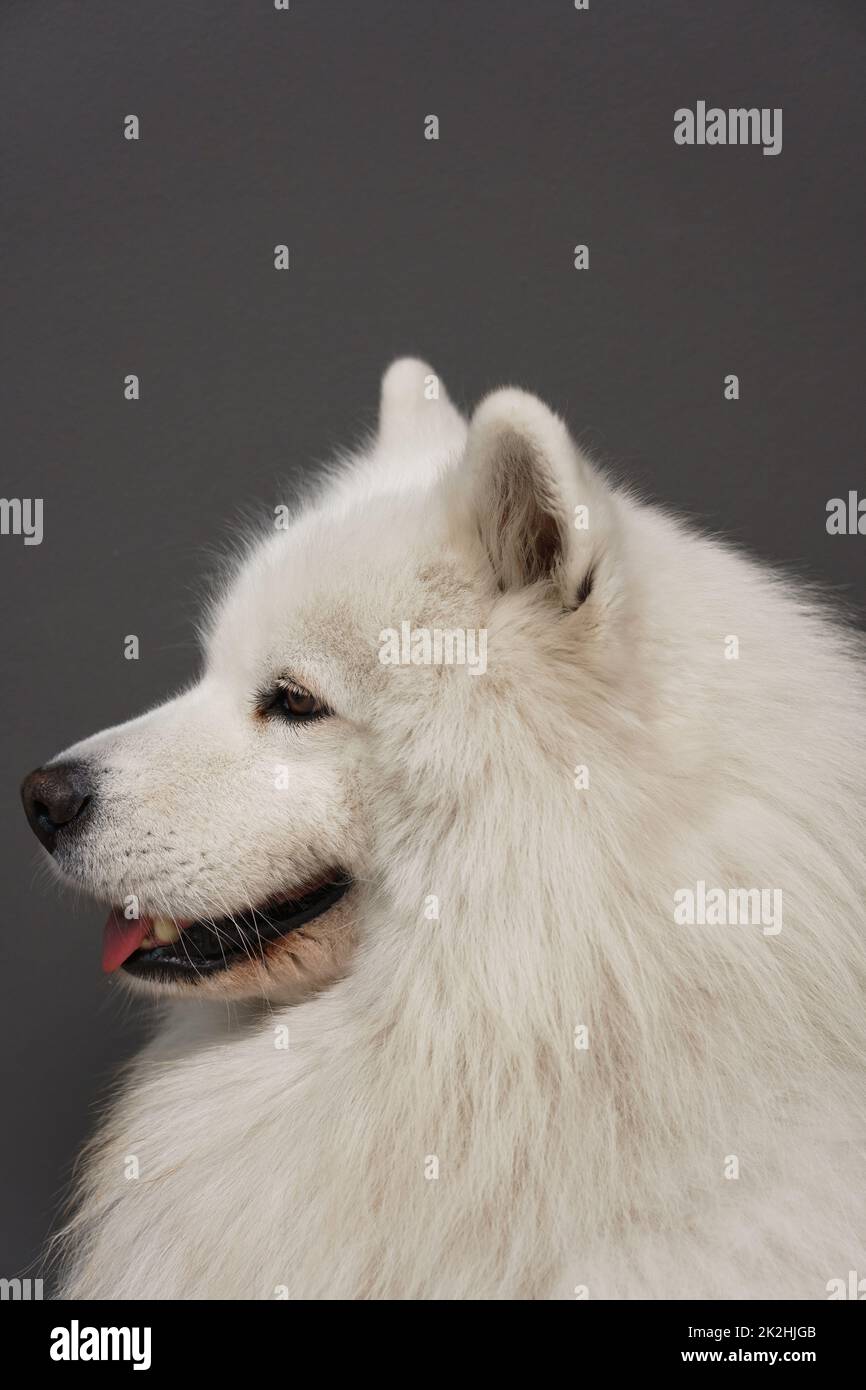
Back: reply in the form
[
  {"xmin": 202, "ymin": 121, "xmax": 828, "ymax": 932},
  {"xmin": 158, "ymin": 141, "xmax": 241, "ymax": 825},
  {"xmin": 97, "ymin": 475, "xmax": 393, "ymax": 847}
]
[{"xmin": 102, "ymin": 911, "xmax": 152, "ymax": 973}]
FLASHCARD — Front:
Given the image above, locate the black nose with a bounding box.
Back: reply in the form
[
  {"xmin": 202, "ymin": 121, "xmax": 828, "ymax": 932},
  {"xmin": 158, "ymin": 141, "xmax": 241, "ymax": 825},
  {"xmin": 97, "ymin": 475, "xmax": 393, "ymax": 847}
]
[{"xmin": 21, "ymin": 762, "xmax": 93, "ymax": 852}]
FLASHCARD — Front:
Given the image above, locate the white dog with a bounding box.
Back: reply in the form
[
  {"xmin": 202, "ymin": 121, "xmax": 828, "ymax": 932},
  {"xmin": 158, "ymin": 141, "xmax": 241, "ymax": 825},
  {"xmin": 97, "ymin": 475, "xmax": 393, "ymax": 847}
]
[{"xmin": 22, "ymin": 360, "xmax": 866, "ymax": 1299}]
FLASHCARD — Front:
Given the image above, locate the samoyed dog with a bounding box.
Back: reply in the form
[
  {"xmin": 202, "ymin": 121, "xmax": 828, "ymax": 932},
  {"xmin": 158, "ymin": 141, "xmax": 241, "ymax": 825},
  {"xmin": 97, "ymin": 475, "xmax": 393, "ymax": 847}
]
[{"xmin": 22, "ymin": 360, "xmax": 866, "ymax": 1299}]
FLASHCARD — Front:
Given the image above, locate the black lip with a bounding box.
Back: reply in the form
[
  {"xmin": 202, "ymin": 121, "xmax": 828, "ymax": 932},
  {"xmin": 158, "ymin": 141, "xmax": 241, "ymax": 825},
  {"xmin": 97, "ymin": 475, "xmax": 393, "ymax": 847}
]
[{"xmin": 122, "ymin": 873, "xmax": 353, "ymax": 983}]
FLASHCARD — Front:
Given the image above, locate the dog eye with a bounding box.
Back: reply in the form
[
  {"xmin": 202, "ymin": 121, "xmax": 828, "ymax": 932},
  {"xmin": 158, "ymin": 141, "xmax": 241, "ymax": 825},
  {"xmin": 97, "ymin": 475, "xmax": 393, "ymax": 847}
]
[{"xmin": 273, "ymin": 682, "xmax": 329, "ymax": 722}]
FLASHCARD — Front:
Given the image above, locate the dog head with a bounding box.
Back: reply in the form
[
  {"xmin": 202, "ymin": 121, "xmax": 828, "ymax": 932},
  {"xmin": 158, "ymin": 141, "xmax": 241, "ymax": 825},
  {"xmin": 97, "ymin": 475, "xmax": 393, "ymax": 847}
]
[{"xmin": 21, "ymin": 359, "xmax": 621, "ymax": 1001}]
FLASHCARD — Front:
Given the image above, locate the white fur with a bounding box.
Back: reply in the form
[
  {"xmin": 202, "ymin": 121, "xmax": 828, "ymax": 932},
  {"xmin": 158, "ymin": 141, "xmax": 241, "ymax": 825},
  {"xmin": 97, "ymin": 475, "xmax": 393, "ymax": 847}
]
[{"xmin": 50, "ymin": 360, "xmax": 866, "ymax": 1298}]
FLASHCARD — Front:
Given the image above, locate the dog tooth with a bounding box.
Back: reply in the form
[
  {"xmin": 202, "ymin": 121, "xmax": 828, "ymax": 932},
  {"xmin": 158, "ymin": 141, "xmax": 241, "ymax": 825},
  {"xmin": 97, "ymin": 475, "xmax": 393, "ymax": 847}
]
[{"xmin": 153, "ymin": 917, "xmax": 181, "ymax": 944}]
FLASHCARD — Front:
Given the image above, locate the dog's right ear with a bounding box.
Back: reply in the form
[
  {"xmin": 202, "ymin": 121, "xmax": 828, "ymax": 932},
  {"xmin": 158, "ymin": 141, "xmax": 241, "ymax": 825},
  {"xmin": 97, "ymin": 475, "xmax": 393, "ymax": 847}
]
[{"xmin": 377, "ymin": 358, "xmax": 467, "ymax": 454}]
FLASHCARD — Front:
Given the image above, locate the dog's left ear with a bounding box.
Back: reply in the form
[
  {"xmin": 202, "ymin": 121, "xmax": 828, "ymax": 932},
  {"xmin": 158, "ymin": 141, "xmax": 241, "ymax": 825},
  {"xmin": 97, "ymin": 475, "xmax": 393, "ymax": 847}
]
[{"xmin": 462, "ymin": 388, "xmax": 618, "ymax": 607}]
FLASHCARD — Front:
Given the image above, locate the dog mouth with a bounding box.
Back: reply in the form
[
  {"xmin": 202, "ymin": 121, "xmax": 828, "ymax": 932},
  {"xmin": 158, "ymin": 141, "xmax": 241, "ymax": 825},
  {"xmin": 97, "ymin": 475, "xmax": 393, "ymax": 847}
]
[{"xmin": 102, "ymin": 873, "xmax": 353, "ymax": 982}]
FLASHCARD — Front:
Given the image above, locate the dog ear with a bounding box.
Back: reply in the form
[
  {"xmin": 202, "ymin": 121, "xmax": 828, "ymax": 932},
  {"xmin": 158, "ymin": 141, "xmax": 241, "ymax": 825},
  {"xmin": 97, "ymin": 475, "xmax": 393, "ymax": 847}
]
[
  {"xmin": 377, "ymin": 358, "xmax": 466, "ymax": 453},
  {"xmin": 463, "ymin": 387, "xmax": 617, "ymax": 606}
]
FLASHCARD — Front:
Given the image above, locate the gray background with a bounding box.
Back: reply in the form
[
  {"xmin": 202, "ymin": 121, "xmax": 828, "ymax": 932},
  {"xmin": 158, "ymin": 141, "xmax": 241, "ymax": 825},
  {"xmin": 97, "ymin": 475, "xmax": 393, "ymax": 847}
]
[{"xmin": 1, "ymin": 0, "xmax": 864, "ymax": 1288}]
